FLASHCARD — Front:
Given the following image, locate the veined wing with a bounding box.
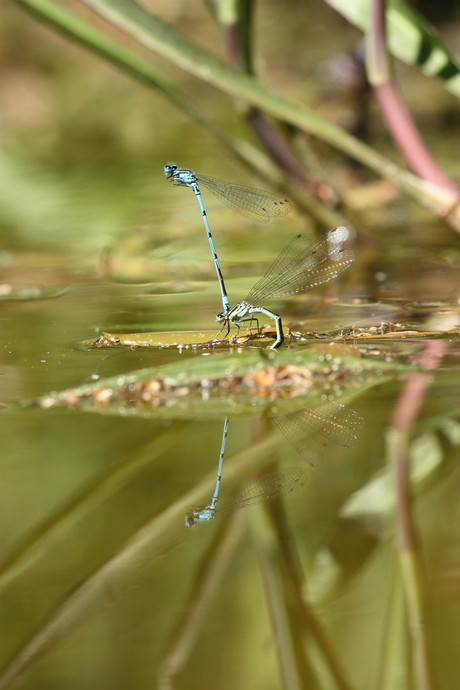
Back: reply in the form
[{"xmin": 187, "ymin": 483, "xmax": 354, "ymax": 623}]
[
  {"xmin": 197, "ymin": 174, "xmax": 292, "ymax": 223},
  {"xmin": 246, "ymin": 227, "xmax": 355, "ymax": 303},
  {"xmin": 272, "ymin": 401, "xmax": 365, "ymax": 468},
  {"xmin": 217, "ymin": 467, "xmax": 307, "ymax": 515}
]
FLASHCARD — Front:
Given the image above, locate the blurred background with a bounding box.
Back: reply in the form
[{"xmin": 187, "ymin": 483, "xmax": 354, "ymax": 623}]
[{"xmin": 1, "ymin": 0, "xmax": 460, "ymax": 688}]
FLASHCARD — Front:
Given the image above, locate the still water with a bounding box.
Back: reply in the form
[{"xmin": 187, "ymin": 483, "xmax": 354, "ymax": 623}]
[{"xmin": 1, "ymin": 213, "xmax": 460, "ymax": 690}]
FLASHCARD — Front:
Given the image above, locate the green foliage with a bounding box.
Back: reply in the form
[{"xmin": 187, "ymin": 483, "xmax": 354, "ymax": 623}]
[{"xmin": 326, "ymin": 0, "xmax": 460, "ymax": 96}]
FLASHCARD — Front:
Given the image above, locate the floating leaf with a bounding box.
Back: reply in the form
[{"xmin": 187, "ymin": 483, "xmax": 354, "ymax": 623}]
[
  {"xmin": 79, "ymin": 322, "xmax": 460, "ymax": 353},
  {"xmin": 80, "ymin": 326, "xmax": 288, "ymax": 351}
]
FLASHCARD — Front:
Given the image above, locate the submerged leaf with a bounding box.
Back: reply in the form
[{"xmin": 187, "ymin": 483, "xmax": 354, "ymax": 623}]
[
  {"xmin": 0, "ymin": 285, "xmax": 68, "ymax": 301},
  {"xmin": 12, "ymin": 349, "xmax": 415, "ymax": 420}
]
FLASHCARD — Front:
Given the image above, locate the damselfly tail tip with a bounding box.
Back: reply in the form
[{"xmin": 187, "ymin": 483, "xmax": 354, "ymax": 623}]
[
  {"xmin": 185, "ymin": 508, "xmax": 203, "ymax": 528},
  {"xmin": 185, "ymin": 512, "xmax": 196, "ymax": 528},
  {"xmin": 185, "ymin": 505, "xmax": 216, "ymax": 527}
]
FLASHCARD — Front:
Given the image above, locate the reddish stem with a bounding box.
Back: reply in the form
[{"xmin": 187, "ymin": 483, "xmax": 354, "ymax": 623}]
[
  {"xmin": 373, "ymin": 82, "xmax": 459, "ymax": 193},
  {"xmin": 390, "ymin": 341, "xmax": 447, "ymax": 551}
]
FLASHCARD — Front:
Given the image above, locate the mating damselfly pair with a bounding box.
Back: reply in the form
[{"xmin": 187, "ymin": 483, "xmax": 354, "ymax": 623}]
[
  {"xmin": 165, "ymin": 164, "xmax": 355, "ymax": 349},
  {"xmin": 164, "ymin": 164, "xmax": 360, "ymax": 525}
]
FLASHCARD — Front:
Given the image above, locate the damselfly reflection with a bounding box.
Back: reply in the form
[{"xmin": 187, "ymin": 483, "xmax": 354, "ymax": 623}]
[
  {"xmin": 186, "ymin": 401, "xmax": 364, "ymax": 527},
  {"xmin": 273, "ymin": 402, "xmax": 364, "ymax": 467},
  {"xmin": 185, "ymin": 468, "xmax": 307, "ymax": 527}
]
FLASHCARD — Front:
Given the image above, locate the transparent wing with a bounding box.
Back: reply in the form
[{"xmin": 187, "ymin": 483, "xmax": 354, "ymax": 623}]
[
  {"xmin": 217, "ymin": 467, "xmax": 307, "ymax": 515},
  {"xmin": 246, "ymin": 227, "xmax": 355, "ymax": 303},
  {"xmin": 197, "ymin": 174, "xmax": 292, "ymax": 223},
  {"xmin": 273, "ymin": 401, "xmax": 365, "ymax": 468}
]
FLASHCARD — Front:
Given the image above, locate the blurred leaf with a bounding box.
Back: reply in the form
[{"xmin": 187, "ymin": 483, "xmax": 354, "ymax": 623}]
[
  {"xmin": 439, "ymin": 418, "xmax": 460, "ymax": 445},
  {"xmin": 15, "ymin": 0, "xmax": 460, "ymax": 224},
  {"xmin": 340, "ymin": 432, "xmax": 443, "ymax": 520},
  {"xmin": 307, "ymin": 549, "xmax": 342, "ymax": 606},
  {"xmin": 325, "ymin": 0, "xmax": 460, "ymax": 98}
]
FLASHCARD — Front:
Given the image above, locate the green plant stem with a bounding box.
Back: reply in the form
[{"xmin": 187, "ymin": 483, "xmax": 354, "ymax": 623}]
[
  {"xmin": 217, "ymin": 0, "xmax": 316, "ymax": 187},
  {"xmin": 386, "ymin": 427, "xmax": 432, "ymax": 690},
  {"xmin": 75, "ymin": 0, "xmax": 460, "ymax": 228},
  {"xmin": 366, "ymin": 0, "xmax": 392, "ymax": 82},
  {"xmin": 158, "ymin": 512, "xmax": 246, "ymax": 690},
  {"xmin": 13, "ymin": 0, "xmax": 346, "ymax": 229},
  {"xmin": 325, "ymin": 0, "xmax": 460, "ymax": 99}
]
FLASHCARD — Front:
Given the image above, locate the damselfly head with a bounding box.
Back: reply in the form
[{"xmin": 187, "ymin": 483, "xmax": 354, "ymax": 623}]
[
  {"xmin": 164, "ymin": 163, "xmax": 177, "ymax": 178},
  {"xmin": 216, "ymin": 311, "xmax": 227, "ymax": 323}
]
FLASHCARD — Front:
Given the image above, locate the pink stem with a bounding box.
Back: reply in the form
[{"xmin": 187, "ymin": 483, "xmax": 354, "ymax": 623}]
[{"xmin": 373, "ymin": 82, "xmax": 459, "ymax": 193}]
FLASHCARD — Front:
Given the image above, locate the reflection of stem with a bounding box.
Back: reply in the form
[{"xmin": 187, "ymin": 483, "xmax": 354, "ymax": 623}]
[
  {"xmin": 277, "ymin": 543, "xmax": 354, "ymax": 689},
  {"xmin": 253, "ymin": 502, "xmax": 354, "ymax": 690},
  {"xmin": 0, "ymin": 425, "xmax": 185, "ymax": 591},
  {"xmin": 158, "ymin": 512, "xmax": 246, "ymax": 690},
  {"xmin": 387, "ymin": 339, "xmax": 448, "ymax": 690},
  {"xmin": 367, "ymin": 0, "xmax": 459, "ymax": 195}
]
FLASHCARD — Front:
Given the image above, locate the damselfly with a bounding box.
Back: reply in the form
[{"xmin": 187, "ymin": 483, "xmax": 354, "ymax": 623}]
[
  {"xmin": 164, "ymin": 164, "xmax": 292, "ymax": 313},
  {"xmin": 186, "ymin": 401, "xmax": 364, "ymax": 527},
  {"xmin": 185, "ymin": 466, "xmax": 307, "ymax": 527},
  {"xmin": 215, "ymin": 226, "xmax": 355, "ymax": 349}
]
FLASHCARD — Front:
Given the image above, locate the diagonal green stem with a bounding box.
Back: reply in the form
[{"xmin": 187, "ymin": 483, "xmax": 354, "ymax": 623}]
[
  {"xmin": 12, "ymin": 0, "xmax": 223, "ymax": 137},
  {"xmin": 13, "ymin": 0, "xmax": 347, "ymax": 228},
  {"xmin": 14, "ymin": 0, "xmax": 460, "ymax": 229},
  {"xmin": 76, "ymin": 0, "xmax": 460, "ymax": 227}
]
